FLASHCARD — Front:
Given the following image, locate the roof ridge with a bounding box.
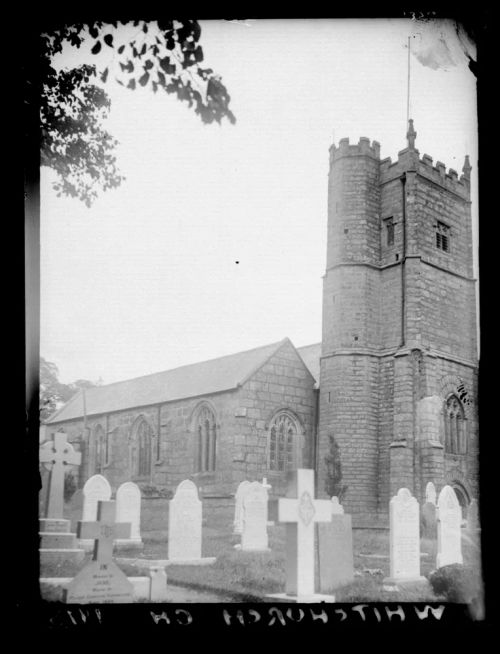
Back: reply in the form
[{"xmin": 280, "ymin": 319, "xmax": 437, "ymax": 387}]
[{"xmin": 59, "ymin": 339, "xmax": 289, "ymax": 393}]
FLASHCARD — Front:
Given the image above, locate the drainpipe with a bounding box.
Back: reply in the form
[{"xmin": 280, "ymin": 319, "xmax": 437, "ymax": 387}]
[{"xmin": 400, "ymin": 173, "xmax": 407, "ymax": 347}]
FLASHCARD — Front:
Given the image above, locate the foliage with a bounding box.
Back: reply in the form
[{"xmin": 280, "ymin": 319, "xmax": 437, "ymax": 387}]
[
  {"xmin": 324, "ymin": 433, "xmax": 348, "ymax": 502},
  {"xmin": 39, "ymin": 20, "xmax": 236, "ymax": 206},
  {"xmin": 137, "ymin": 482, "xmax": 172, "ymax": 498},
  {"xmin": 428, "ymin": 563, "xmax": 481, "ymax": 603},
  {"xmin": 39, "ymin": 356, "xmax": 98, "ymax": 421},
  {"xmin": 63, "ymin": 470, "xmax": 78, "ymax": 502}
]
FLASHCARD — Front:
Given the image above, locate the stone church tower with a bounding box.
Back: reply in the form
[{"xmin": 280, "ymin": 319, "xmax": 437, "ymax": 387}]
[{"xmin": 317, "ymin": 121, "xmax": 478, "ymax": 523}]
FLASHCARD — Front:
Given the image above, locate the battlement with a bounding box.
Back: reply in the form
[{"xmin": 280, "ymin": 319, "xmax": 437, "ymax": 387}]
[
  {"xmin": 330, "ymin": 125, "xmax": 471, "ymax": 199},
  {"xmin": 329, "ymin": 136, "xmax": 381, "ymax": 163},
  {"xmin": 379, "ymin": 149, "xmax": 471, "ymax": 199}
]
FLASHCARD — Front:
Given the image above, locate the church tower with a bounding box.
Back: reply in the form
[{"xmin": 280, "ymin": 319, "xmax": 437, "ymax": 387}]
[{"xmin": 318, "ymin": 122, "xmax": 478, "ymax": 523}]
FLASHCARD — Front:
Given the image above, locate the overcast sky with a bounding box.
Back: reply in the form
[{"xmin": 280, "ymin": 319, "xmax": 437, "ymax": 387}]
[{"xmin": 40, "ymin": 18, "xmax": 478, "ymax": 385}]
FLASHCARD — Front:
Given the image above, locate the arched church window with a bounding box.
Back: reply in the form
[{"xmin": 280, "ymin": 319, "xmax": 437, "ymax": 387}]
[
  {"xmin": 135, "ymin": 418, "xmax": 153, "ymax": 477},
  {"xmin": 444, "ymin": 395, "xmax": 467, "ymax": 454},
  {"xmin": 195, "ymin": 405, "xmax": 217, "ymax": 472},
  {"xmin": 268, "ymin": 412, "xmax": 298, "ymax": 472},
  {"xmin": 93, "ymin": 424, "xmax": 105, "ymax": 474}
]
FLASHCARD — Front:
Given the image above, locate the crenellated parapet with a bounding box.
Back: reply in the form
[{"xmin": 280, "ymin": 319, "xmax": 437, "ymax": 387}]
[
  {"xmin": 329, "ymin": 136, "xmax": 381, "ymax": 165},
  {"xmin": 379, "ymin": 148, "xmax": 471, "ymax": 199}
]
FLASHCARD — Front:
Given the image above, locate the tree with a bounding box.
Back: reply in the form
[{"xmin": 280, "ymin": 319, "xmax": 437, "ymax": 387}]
[
  {"xmin": 38, "ymin": 19, "xmax": 236, "ymax": 206},
  {"xmin": 324, "ymin": 433, "xmax": 348, "ymax": 502},
  {"xmin": 39, "ymin": 356, "xmax": 98, "ymax": 421}
]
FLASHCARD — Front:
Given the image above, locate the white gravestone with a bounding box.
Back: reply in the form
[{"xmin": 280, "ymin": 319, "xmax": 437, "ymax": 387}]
[
  {"xmin": 233, "ymin": 480, "xmax": 252, "ymax": 534},
  {"xmin": 168, "ymin": 480, "xmax": 202, "ymax": 562},
  {"xmin": 384, "ymin": 488, "xmax": 424, "ymax": 588},
  {"xmin": 241, "ymin": 482, "xmax": 269, "ymax": 551},
  {"xmin": 331, "ymin": 496, "xmax": 344, "ymax": 515},
  {"xmin": 437, "ymin": 485, "xmax": 463, "ymax": 568},
  {"xmin": 79, "ymin": 475, "xmax": 112, "ymax": 551},
  {"xmin": 425, "ymin": 482, "xmax": 437, "ymax": 505},
  {"xmin": 115, "ymin": 482, "xmax": 143, "ymax": 550},
  {"xmin": 267, "ymin": 469, "xmax": 335, "ymax": 603}
]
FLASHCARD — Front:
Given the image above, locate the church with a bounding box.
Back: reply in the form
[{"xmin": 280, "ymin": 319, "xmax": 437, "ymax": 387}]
[{"xmin": 45, "ymin": 121, "xmax": 479, "ymax": 526}]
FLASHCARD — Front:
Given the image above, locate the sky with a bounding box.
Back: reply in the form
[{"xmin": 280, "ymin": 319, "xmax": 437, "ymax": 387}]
[{"xmin": 40, "ymin": 18, "xmax": 478, "ymax": 385}]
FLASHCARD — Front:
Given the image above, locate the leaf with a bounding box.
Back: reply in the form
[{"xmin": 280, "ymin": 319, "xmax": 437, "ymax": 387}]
[
  {"xmin": 101, "ymin": 68, "xmax": 109, "ymax": 83},
  {"xmin": 157, "ymin": 71, "xmax": 166, "ymax": 86},
  {"xmin": 144, "ymin": 59, "xmax": 154, "ymax": 70},
  {"xmin": 139, "ymin": 71, "xmax": 149, "ymax": 86},
  {"xmin": 91, "ymin": 40, "xmax": 102, "ymax": 55},
  {"xmin": 89, "ymin": 26, "xmax": 99, "ymax": 39},
  {"xmin": 127, "ymin": 79, "xmax": 136, "ymax": 90},
  {"xmin": 104, "ymin": 34, "xmax": 113, "ymax": 47},
  {"xmin": 118, "ymin": 44, "xmax": 125, "ymax": 54},
  {"xmin": 143, "ymin": 23, "xmax": 148, "ymax": 33},
  {"xmin": 140, "ymin": 43, "xmax": 147, "ymax": 56},
  {"xmin": 194, "ymin": 45, "xmax": 203, "ymax": 62}
]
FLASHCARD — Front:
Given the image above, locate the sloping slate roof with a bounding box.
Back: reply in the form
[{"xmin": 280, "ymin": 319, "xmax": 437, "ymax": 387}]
[
  {"xmin": 296, "ymin": 343, "xmax": 321, "ymax": 386},
  {"xmin": 48, "ymin": 339, "xmax": 291, "ymax": 424}
]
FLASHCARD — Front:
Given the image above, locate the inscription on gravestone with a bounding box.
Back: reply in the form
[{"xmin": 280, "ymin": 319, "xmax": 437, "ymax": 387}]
[{"xmin": 64, "ymin": 500, "xmax": 133, "ymax": 604}]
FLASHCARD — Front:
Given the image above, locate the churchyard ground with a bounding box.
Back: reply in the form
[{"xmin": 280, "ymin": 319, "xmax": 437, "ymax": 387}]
[{"xmin": 39, "ymin": 524, "xmax": 482, "ymax": 603}]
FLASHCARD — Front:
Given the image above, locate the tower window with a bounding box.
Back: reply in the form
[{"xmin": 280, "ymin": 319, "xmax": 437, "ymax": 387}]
[
  {"xmin": 443, "ymin": 395, "xmax": 467, "ymax": 454},
  {"xmin": 384, "ymin": 217, "xmax": 394, "ymax": 246},
  {"xmin": 436, "ymin": 221, "xmax": 450, "ymax": 252}
]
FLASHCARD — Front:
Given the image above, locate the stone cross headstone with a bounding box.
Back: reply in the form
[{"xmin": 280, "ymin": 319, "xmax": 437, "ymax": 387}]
[
  {"xmin": 425, "ymin": 482, "xmax": 437, "ymax": 505},
  {"xmin": 79, "ymin": 474, "xmax": 112, "ymax": 551},
  {"xmin": 318, "ymin": 510, "xmax": 354, "ymax": 593},
  {"xmin": 115, "ymin": 482, "xmax": 143, "ymax": 549},
  {"xmin": 241, "ymin": 481, "xmax": 269, "ymax": 551},
  {"xmin": 168, "ymin": 480, "xmax": 202, "ymax": 561},
  {"xmin": 39, "ymin": 432, "xmax": 81, "ymax": 519},
  {"xmin": 467, "ymin": 498, "xmax": 480, "ymax": 533},
  {"xmin": 233, "ymin": 480, "xmax": 252, "ymax": 534},
  {"xmin": 386, "ymin": 488, "xmax": 423, "ymax": 585},
  {"xmin": 39, "ymin": 433, "xmax": 84, "ymax": 565},
  {"xmin": 437, "ymin": 485, "xmax": 463, "ymax": 567},
  {"xmin": 267, "ymin": 469, "xmax": 334, "ymax": 602},
  {"xmin": 64, "ymin": 500, "xmax": 134, "ymax": 603}
]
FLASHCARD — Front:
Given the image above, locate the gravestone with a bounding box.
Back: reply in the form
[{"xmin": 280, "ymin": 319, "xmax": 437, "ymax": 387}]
[
  {"xmin": 384, "ymin": 488, "xmax": 424, "ymax": 589},
  {"xmin": 149, "ymin": 566, "xmax": 168, "ymax": 602},
  {"xmin": 267, "ymin": 469, "xmax": 335, "ymax": 603},
  {"xmin": 262, "ymin": 477, "xmax": 274, "ymax": 526},
  {"xmin": 168, "ymin": 480, "xmax": 206, "ymax": 562},
  {"xmin": 233, "ymin": 481, "xmax": 252, "ymax": 534},
  {"xmin": 437, "ymin": 485, "xmax": 463, "ymax": 568},
  {"xmin": 64, "ymin": 500, "xmax": 134, "ymax": 603},
  {"xmin": 317, "ymin": 502, "xmax": 354, "ymax": 593},
  {"xmin": 425, "ymin": 482, "xmax": 437, "ymax": 505},
  {"xmin": 467, "ymin": 499, "xmax": 480, "ymax": 533},
  {"xmin": 421, "ymin": 501, "xmax": 437, "ymax": 539},
  {"xmin": 241, "ymin": 482, "xmax": 269, "ymax": 551},
  {"xmin": 115, "ymin": 482, "xmax": 143, "ymax": 551},
  {"xmin": 39, "ymin": 432, "xmax": 84, "ymax": 565},
  {"xmin": 330, "ymin": 496, "xmax": 344, "ymax": 515},
  {"xmin": 79, "ymin": 474, "xmax": 112, "ymax": 551}
]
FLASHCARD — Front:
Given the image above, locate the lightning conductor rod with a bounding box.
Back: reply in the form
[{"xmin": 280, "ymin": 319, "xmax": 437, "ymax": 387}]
[{"xmin": 407, "ymin": 35, "xmax": 411, "ymax": 125}]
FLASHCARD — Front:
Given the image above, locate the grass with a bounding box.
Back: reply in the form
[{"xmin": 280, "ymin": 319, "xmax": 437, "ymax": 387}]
[{"xmin": 39, "ymin": 526, "xmax": 483, "ymax": 603}]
